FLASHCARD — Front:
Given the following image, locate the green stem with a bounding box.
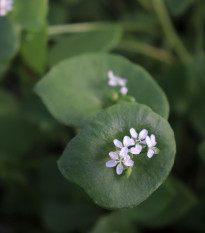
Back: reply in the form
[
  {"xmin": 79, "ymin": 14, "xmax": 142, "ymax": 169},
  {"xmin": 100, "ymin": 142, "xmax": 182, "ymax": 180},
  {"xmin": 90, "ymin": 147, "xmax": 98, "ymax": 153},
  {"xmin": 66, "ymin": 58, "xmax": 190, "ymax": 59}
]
[
  {"xmin": 152, "ymin": 0, "xmax": 192, "ymax": 65},
  {"xmin": 48, "ymin": 22, "xmax": 157, "ymax": 35},
  {"xmin": 116, "ymin": 40, "xmax": 173, "ymax": 64}
]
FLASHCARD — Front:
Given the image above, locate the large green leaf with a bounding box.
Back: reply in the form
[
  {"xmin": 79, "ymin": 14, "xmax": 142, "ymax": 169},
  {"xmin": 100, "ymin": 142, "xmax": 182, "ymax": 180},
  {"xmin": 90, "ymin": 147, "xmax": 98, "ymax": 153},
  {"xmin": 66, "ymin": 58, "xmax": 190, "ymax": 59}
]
[
  {"xmin": 35, "ymin": 53, "xmax": 169, "ymax": 127},
  {"xmin": 11, "ymin": 0, "xmax": 48, "ymax": 31},
  {"xmin": 58, "ymin": 103, "xmax": 176, "ymax": 209},
  {"xmin": 47, "ymin": 28, "xmax": 122, "ymax": 67},
  {"xmin": 0, "ymin": 17, "xmax": 19, "ymax": 80}
]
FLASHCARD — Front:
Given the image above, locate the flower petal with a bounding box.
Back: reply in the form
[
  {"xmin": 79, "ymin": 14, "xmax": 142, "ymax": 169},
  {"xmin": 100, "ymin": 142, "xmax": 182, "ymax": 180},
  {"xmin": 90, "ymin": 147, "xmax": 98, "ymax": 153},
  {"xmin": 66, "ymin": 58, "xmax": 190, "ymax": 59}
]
[
  {"xmin": 120, "ymin": 147, "xmax": 128, "ymax": 157},
  {"xmin": 151, "ymin": 134, "xmax": 157, "ymax": 146},
  {"xmin": 147, "ymin": 148, "xmax": 155, "ymax": 158},
  {"xmin": 117, "ymin": 77, "xmax": 127, "ymax": 87},
  {"xmin": 130, "ymin": 144, "xmax": 142, "ymax": 154},
  {"xmin": 120, "ymin": 86, "xmax": 128, "ymax": 95},
  {"xmin": 146, "ymin": 136, "xmax": 153, "ymax": 148},
  {"xmin": 116, "ymin": 163, "xmax": 123, "ymax": 175},
  {"xmin": 123, "ymin": 158, "xmax": 134, "ymax": 167},
  {"xmin": 107, "ymin": 70, "xmax": 114, "ymax": 79},
  {"xmin": 108, "ymin": 79, "xmax": 117, "ymax": 86},
  {"xmin": 113, "ymin": 139, "xmax": 123, "ymax": 148},
  {"xmin": 123, "ymin": 136, "xmax": 135, "ymax": 147},
  {"xmin": 139, "ymin": 129, "xmax": 148, "ymax": 140},
  {"xmin": 130, "ymin": 128, "xmax": 138, "ymax": 138},
  {"xmin": 109, "ymin": 151, "xmax": 118, "ymax": 160},
  {"xmin": 106, "ymin": 160, "xmax": 117, "ymax": 167}
]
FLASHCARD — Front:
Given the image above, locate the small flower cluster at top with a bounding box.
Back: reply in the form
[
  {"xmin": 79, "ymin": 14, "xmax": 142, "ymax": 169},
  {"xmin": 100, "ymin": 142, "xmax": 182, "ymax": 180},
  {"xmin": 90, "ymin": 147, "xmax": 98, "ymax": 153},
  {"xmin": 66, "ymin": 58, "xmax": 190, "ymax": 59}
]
[
  {"xmin": 108, "ymin": 70, "xmax": 128, "ymax": 95},
  {"xmin": 105, "ymin": 128, "xmax": 159, "ymax": 175},
  {"xmin": 0, "ymin": 0, "xmax": 13, "ymax": 16}
]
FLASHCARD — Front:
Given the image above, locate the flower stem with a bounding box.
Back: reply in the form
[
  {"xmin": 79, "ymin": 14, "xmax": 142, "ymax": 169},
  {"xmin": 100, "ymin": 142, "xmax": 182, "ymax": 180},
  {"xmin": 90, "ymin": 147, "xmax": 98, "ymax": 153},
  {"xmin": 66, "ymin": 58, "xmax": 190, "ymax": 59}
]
[
  {"xmin": 48, "ymin": 22, "xmax": 157, "ymax": 35},
  {"xmin": 116, "ymin": 40, "xmax": 173, "ymax": 64}
]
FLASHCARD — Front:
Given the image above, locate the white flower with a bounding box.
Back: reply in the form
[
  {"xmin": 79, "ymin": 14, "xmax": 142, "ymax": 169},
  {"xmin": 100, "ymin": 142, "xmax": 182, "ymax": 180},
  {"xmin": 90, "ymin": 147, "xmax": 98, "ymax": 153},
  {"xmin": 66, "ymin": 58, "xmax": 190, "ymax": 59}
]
[
  {"xmin": 113, "ymin": 139, "xmax": 123, "ymax": 148},
  {"xmin": 108, "ymin": 70, "xmax": 119, "ymax": 86},
  {"xmin": 146, "ymin": 134, "xmax": 159, "ymax": 158},
  {"xmin": 106, "ymin": 150, "xmax": 134, "ymax": 175},
  {"xmin": 123, "ymin": 136, "xmax": 135, "ymax": 147},
  {"xmin": 130, "ymin": 128, "xmax": 148, "ymax": 144},
  {"xmin": 113, "ymin": 136, "xmax": 135, "ymax": 149},
  {"xmin": 130, "ymin": 144, "xmax": 142, "ymax": 155},
  {"xmin": 0, "ymin": 0, "xmax": 13, "ymax": 16},
  {"xmin": 107, "ymin": 70, "xmax": 127, "ymax": 89},
  {"xmin": 120, "ymin": 86, "xmax": 128, "ymax": 95}
]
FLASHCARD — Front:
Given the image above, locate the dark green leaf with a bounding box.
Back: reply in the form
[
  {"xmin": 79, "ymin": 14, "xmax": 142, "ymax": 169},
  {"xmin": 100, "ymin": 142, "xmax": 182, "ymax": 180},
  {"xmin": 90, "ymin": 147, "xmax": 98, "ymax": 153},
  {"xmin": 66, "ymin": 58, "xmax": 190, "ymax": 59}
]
[
  {"xmin": 58, "ymin": 103, "xmax": 176, "ymax": 209},
  {"xmin": 35, "ymin": 53, "xmax": 169, "ymax": 127}
]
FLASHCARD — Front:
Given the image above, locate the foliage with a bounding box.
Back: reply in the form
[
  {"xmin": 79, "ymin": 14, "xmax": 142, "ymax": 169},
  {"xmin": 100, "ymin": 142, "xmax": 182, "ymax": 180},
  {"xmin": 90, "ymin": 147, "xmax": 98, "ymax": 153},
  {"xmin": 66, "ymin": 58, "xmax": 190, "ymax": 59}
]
[{"xmin": 0, "ymin": 0, "xmax": 205, "ymax": 233}]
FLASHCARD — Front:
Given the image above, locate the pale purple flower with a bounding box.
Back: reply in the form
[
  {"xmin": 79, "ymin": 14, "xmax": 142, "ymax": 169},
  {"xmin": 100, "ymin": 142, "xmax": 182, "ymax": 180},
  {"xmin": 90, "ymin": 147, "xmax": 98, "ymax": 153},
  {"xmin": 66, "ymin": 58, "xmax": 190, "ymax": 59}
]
[
  {"xmin": 106, "ymin": 150, "xmax": 134, "ymax": 175},
  {"xmin": 146, "ymin": 134, "xmax": 159, "ymax": 158}
]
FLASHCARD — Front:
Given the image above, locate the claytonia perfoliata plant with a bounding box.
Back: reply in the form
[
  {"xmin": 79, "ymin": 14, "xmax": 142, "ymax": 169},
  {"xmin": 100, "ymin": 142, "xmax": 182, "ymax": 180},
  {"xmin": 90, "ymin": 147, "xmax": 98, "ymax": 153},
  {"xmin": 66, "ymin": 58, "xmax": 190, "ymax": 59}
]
[
  {"xmin": 108, "ymin": 70, "xmax": 128, "ymax": 95},
  {"xmin": 106, "ymin": 128, "xmax": 159, "ymax": 176},
  {"xmin": 0, "ymin": 0, "xmax": 13, "ymax": 16}
]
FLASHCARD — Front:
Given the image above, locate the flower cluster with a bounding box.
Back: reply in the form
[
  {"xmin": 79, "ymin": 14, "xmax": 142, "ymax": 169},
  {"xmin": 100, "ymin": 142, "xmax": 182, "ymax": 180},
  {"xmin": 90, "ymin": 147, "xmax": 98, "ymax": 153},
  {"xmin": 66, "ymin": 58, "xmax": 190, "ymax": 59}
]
[
  {"xmin": 0, "ymin": 0, "xmax": 13, "ymax": 16},
  {"xmin": 107, "ymin": 70, "xmax": 128, "ymax": 95},
  {"xmin": 106, "ymin": 128, "xmax": 159, "ymax": 175}
]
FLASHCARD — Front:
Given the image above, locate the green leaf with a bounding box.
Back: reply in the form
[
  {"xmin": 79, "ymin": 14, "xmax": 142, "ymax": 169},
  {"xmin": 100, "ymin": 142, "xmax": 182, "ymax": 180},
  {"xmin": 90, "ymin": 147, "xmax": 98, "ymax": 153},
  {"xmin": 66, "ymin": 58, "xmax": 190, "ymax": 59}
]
[
  {"xmin": 0, "ymin": 17, "xmax": 20, "ymax": 80},
  {"xmin": 35, "ymin": 53, "xmax": 169, "ymax": 127},
  {"xmin": 89, "ymin": 212, "xmax": 137, "ymax": 233},
  {"xmin": 47, "ymin": 28, "xmax": 122, "ymax": 67},
  {"xmin": 20, "ymin": 25, "xmax": 47, "ymax": 74},
  {"xmin": 198, "ymin": 140, "xmax": 205, "ymax": 163},
  {"xmin": 11, "ymin": 0, "xmax": 48, "ymax": 31},
  {"xmin": 166, "ymin": 0, "xmax": 194, "ymax": 17},
  {"xmin": 58, "ymin": 103, "xmax": 176, "ymax": 209}
]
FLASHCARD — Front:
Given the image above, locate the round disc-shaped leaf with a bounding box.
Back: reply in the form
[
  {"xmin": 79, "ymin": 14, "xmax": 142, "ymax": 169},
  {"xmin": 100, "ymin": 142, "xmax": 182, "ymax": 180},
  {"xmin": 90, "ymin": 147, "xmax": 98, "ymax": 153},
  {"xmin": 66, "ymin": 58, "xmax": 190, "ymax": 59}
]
[
  {"xmin": 35, "ymin": 53, "xmax": 169, "ymax": 127},
  {"xmin": 58, "ymin": 103, "xmax": 176, "ymax": 209}
]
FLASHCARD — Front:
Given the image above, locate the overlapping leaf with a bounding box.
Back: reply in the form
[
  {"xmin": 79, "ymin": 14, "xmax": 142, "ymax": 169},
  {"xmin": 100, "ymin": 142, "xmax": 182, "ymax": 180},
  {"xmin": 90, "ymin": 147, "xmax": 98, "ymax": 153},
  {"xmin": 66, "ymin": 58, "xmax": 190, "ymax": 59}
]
[{"xmin": 35, "ymin": 53, "xmax": 169, "ymax": 127}]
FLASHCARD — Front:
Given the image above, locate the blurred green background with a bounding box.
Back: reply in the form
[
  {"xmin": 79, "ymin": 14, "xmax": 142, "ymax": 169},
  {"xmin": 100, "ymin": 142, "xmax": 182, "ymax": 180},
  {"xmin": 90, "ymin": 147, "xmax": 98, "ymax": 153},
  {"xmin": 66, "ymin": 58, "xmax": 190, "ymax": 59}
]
[{"xmin": 0, "ymin": 0, "xmax": 205, "ymax": 232}]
